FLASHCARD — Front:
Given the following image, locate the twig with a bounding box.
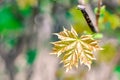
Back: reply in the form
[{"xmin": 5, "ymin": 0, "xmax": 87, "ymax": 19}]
[
  {"xmin": 77, "ymin": 5, "xmax": 97, "ymax": 33},
  {"xmin": 96, "ymin": 0, "xmax": 102, "ymax": 31},
  {"xmin": 0, "ymin": 36, "xmax": 26, "ymax": 80}
]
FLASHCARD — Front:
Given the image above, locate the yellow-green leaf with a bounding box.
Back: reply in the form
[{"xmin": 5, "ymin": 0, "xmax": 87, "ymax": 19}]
[{"xmin": 51, "ymin": 27, "xmax": 102, "ymax": 72}]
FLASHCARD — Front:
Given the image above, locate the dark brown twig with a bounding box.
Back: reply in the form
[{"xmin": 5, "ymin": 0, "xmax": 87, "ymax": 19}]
[
  {"xmin": 96, "ymin": 0, "xmax": 102, "ymax": 31},
  {"xmin": 77, "ymin": 5, "xmax": 97, "ymax": 33}
]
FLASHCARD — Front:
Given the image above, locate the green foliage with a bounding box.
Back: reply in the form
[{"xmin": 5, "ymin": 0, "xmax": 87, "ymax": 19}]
[
  {"xmin": 16, "ymin": 0, "xmax": 37, "ymax": 10},
  {"xmin": 94, "ymin": 6, "xmax": 106, "ymax": 15},
  {"xmin": 26, "ymin": 49, "xmax": 37, "ymax": 65},
  {"xmin": 92, "ymin": 33, "xmax": 103, "ymax": 39},
  {"xmin": 5, "ymin": 38, "xmax": 17, "ymax": 49},
  {"xmin": 114, "ymin": 65, "xmax": 120, "ymax": 80},
  {"xmin": 19, "ymin": 7, "xmax": 32, "ymax": 17},
  {"xmin": 68, "ymin": 7, "xmax": 92, "ymax": 33},
  {"xmin": 114, "ymin": 28, "xmax": 120, "ymax": 44},
  {"xmin": 98, "ymin": 43, "xmax": 116, "ymax": 63},
  {"xmin": 39, "ymin": 0, "xmax": 51, "ymax": 13},
  {"xmin": 105, "ymin": 12, "xmax": 120, "ymax": 29},
  {"xmin": 0, "ymin": 6, "xmax": 23, "ymax": 36},
  {"xmin": 56, "ymin": 0, "xmax": 71, "ymax": 6},
  {"xmin": 98, "ymin": 8, "xmax": 120, "ymax": 30},
  {"xmin": 115, "ymin": 65, "xmax": 120, "ymax": 73}
]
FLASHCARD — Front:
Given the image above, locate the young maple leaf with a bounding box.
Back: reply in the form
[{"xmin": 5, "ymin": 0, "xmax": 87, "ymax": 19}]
[{"xmin": 51, "ymin": 27, "xmax": 102, "ymax": 72}]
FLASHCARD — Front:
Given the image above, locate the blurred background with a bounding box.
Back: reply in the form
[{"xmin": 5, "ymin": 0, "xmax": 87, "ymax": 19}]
[{"xmin": 0, "ymin": 0, "xmax": 120, "ymax": 80}]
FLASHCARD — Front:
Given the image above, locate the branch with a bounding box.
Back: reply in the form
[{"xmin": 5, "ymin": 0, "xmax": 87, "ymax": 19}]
[
  {"xmin": 0, "ymin": 36, "xmax": 26, "ymax": 80},
  {"xmin": 77, "ymin": 5, "xmax": 97, "ymax": 33},
  {"xmin": 96, "ymin": 0, "xmax": 102, "ymax": 31}
]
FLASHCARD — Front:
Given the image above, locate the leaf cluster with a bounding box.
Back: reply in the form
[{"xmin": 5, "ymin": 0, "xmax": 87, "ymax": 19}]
[{"xmin": 51, "ymin": 27, "xmax": 102, "ymax": 72}]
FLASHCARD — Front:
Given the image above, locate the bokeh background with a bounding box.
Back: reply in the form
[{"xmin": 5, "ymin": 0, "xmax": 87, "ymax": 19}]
[{"xmin": 0, "ymin": 0, "xmax": 120, "ymax": 80}]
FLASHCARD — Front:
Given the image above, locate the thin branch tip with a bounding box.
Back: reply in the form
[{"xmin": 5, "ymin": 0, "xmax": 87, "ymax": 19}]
[{"xmin": 77, "ymin": 5, "xmax": 85, "ymax": 10}]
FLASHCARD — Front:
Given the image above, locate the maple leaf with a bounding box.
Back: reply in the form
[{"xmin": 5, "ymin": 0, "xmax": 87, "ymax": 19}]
[{"xmin": 51, "ymin": 27, "xmax": 102, "ymax": 72}]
